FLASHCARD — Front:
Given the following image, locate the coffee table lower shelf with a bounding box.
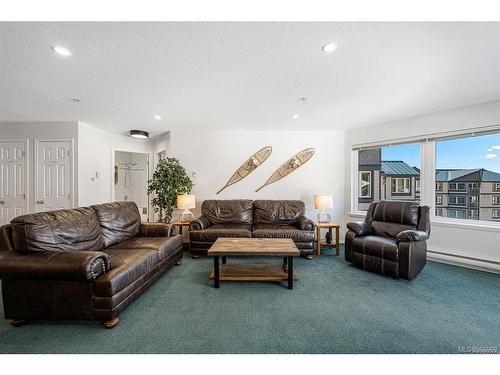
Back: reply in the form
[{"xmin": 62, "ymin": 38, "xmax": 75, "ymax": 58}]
[{"xmin": 209, "ymin": 264, "xmax": 298, "ymax": 282}]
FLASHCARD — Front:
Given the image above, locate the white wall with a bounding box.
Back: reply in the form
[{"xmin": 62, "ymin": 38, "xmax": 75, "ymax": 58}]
[
  {"xmin": 77, "ymin": 122, "xmax": 154, "ymax": 209},
  {"xmin": 0, "ymin": 121, "xmax": 79, "ymax": 208},
  {"xmin": 345, "ymin": 100, "xmax": 500, "ymax": 273},
  {"xmin": 170, "ymin": 130, "xmax": 345, "ymax": 225}
]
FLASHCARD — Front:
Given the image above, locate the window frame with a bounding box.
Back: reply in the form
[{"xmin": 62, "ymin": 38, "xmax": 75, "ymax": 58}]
[
  {"xmin": 392, "ymin": 177, "xmax": 411, "ymax": 194},
  {"xmin": 351, "ymin": 128, "xmax": 500, "ymax": 230},
  {"xmin": 492, "ymin": 209, "xmax": 500, "ymax": 219},
  {"xmin": 493, "ymin": 195, "xmax": 500, "ymax": 205},
  {"xmin": 358, "ymin": 171, "xmax": 372, "ymax": 198}
]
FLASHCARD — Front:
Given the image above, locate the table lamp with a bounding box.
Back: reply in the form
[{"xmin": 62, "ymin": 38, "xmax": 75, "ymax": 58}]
[
  {"xmin": 177, "ymin": 194, "xmax": 195, "ymax": 222},
  {"xmin": 314, "ymin": 194, "xmax": 333, "ymax": 223}
]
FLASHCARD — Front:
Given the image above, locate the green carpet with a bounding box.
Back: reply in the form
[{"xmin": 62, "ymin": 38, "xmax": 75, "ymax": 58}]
[{"xmin": 0, "ymin": 246, "xmax": 499, "ymax": 354}]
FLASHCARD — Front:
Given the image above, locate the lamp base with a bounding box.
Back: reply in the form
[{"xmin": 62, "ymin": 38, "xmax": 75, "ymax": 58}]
[
  {"xmin": 180, "ymin": 209, "xmax": 194, "ymax": 222},
  {"xmin": 316, "ymin": 212, "xmax": 331, "ymax": 223}
]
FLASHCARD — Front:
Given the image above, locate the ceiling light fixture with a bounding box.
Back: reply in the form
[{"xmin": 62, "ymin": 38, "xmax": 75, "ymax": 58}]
[
  {"xmin": 291, "ymin": 114, "xmax": 299, "ymax": 119},
  {"xmin": 154, "ymin": 115, "xmax": 162, "ymax": 120},
  {"xmin": 51, "ymin": 45, "xmax": 72, "ymax": 57},
  {"xmin": 130, "ymin": 130, "xmax": 149, "ymax": 139},
  {"xmin": 72, "ymin": 98, "xmax": 83, "ymax": 103},
  {"xmin": 322, "ymin": 42, "xmax": 337, "ymax": 53}
]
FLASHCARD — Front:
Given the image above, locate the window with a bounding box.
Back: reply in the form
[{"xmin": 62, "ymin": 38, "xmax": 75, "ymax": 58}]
[
  {"xmin": 392, "ymin": 178, "xmax": 411, "ymax": 193},
  {"xmin": 435, "ymin": 208, "xmax": 444, "ymax": 217},
  {"xmin": 468, "ymin": 195, "xmax": 478, "ymax": 204},
  {"xmin": 448, "ymin": 210, "xmax": 466, "ymax": 219},
  {"xmin": 356, "ymin": 144, "xmax": 420, "ymax": 211},
  {"xmin": 449, "ymin": 196, "xmax": 466, "ymax": 205},
  {"xmin": 359, "ymin": 172, "xmax": 371, "ymax": 198},
  {"xmin": 436, "ymin": 195, "xmax": 443, "ymax": 205},
  {"xmin": 493, "ymin": 209, "xmax": 500, "ymax": 219},
  {"xmin": 436, "ymin": 132, "xmax": 500, "ymax": 222},
  {"xmin": 449, "ymin": 182, "xmax": 466, "ymax": 191},
  {"xmin": 493, "ymin": 196, "xmax": 500, "ymax": 205},
  {"xmin": 467, "ymin": 210, "xmax": 478, "ymax": 219}
]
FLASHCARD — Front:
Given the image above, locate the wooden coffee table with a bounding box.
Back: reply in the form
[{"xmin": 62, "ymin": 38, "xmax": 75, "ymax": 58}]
[{"xmin": 207, "ymin": 238, "xmax": 300, "ymax": 290}]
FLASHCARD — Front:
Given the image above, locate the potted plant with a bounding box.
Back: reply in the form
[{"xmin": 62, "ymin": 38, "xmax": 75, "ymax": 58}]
[{"xmin": 148, "ymin": 157, "xmax": 193, "ymax": 222}]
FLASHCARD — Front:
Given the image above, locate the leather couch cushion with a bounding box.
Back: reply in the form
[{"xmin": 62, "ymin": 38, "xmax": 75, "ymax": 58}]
[
  {"xmin": 107, "ymin": 235, "xmax": 183, "ymax": 260},
  {"xmin": 10, "ymin": 208, "xmax": 104, "ymax": 253},
  {"xmin": 95, "ymin": 248, "xmax": 159, "ymax": 296},
  {"xmin": 351, "ymin": 235, "xmax": 399, "ymax": 262},
  {"xmin": 253, "ymin": 200, "xmax": 305, "ymax": 225},
  {"xmin": 372, "ymin": 201, "xmax": 419, "ymax": 226},
  {"xmin": 201, "ymin": 200, "xmax": 253, "ymax": 225},
  {"xmin": 91, "ymin": 201, "xmax": 141, "ymax": 247},
  {"xmin": 252, "ymin": 224, "xmax": 315, "ymax": 242},
  {"xmin": 190, "ymin": 224, "xmax": 252, "ymax": 242}
]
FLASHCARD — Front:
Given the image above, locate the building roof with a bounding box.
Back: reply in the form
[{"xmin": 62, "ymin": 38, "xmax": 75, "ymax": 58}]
[
  {"xmin": 381, "ymin": 161, "xmax": 419, "ymax": 176},
  {"xmin": 435, "ymin": 169, "xmax": 480, "ymax": 181},
  {"xmin": 482, "ymin": 169, "xmax": 500, "ymax": 182},
  {"xmin": 435, "ymin": 168, "xmax": 500, "ymax": 182}
]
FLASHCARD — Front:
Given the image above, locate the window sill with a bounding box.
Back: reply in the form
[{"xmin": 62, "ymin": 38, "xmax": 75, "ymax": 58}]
[{"xmin": 430, "ymin": 218, "xmax": 500, "ymax": 232}]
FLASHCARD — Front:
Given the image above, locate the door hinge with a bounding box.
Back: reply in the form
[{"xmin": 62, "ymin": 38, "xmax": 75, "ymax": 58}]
[
  {"xmin": 23, "ymin": 194, "xmax": 26, "ymax": 199},
  {"xmin": 67, "ymin": 150, "xmax": 71, "ymax": 157},
  {"xmin": 21, "ymin": 150, "xmax": 26, "ymax": 157}
]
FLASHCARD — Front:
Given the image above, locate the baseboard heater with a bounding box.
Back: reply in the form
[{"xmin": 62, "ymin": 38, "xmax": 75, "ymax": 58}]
[{"xmin": 427, "ymin": 250, "xmax": 500, "ymax": 275}]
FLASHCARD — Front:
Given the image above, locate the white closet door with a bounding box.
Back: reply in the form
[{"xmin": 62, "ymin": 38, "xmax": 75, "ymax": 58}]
[
  {"xmin": 35, "ymin": 140, "xmax": 73, "ymax": 212},
  {"xmin": 0, "ymin": 141, "xmax": 28, "ymax": 224}
]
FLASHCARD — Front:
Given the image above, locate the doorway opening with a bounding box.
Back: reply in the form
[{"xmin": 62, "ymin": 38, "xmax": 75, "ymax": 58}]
[{"xmin": 114, "ymin": 151, "xmax": 150, "ymax": 221}]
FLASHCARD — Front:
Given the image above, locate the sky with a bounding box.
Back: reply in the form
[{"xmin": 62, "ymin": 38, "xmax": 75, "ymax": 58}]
[{"xmin": 380, "ymin": 133, "xmax": 500, "ymax": 173}]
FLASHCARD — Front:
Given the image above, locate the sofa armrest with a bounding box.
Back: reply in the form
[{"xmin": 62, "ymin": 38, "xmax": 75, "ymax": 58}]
[
  {"xmin": 396, "ymin": 230, "xmax": 429, "ymax": 242},
  {"xmin": 346, "ymin": 221, "xmax": 373, "ymax": 236},
  {"xmin": 189, "ymin": 215, "xmax": 211, "ymax": 231},
  {"xmin": 0, "ymin": 250, "xmax": 110, "ymax": 281},
  {"xmin": 138, "ymin": 223, "xmax": 176, "ymax": 237},
  {"xmin": 296, "ymin": 215, "xmax": 315, "ymax": 231}
]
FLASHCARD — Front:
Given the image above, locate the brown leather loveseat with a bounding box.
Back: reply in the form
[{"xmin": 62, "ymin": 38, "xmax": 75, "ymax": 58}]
[
  {"xmin": 345, "ymin": 200, "xmax": 430, "ymax": 280},
  {"xmin": 0, "ymin": 201, "xmax": 183, "ymax": 328},
  {"xmin": 189, "ymin": 200, "xmax": 316, "ymax": 258}
]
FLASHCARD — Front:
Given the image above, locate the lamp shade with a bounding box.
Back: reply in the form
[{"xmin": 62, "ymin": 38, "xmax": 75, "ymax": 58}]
[
  {"xmin": 177, "ymin": 194, "xmax": 195, "ymax": 209},
  {"xmin": 314, "ymin": 194, "xmax": 333, "ymax": 210}
]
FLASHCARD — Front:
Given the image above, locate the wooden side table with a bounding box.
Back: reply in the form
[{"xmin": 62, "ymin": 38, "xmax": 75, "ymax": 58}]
[
  {"xmin": 315, "ymin": 222, "xmax": 340, "ymax": 256},
  {"xmin": 172, "ymin": 221, "xmax": 191, "ymax": 248}
]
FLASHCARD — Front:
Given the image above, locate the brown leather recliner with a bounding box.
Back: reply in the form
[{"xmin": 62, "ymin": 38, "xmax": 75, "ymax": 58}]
[
  {"xmin": 189, "ymin": 200, "xmax": 315, "ymax": 257},
  {"xmin": 0, "ymin": 201, "xmax": 183, "ymax": 328},
  {"xmin": 345, "ymin": 200, "xmax": 430, "ymax": 280}
]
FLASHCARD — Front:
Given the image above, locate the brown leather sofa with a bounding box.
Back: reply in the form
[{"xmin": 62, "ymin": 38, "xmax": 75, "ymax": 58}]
[
  {"xmin": 345, "ymin": 200, "xmax": 430, "ymax": 280},
  {"xmin": 0, "ymin": 201, "xmax": 183, "ymax": 328},
  {"xmin": 189, "ymin": 200, "xmax": 316, "ymax": 258}
]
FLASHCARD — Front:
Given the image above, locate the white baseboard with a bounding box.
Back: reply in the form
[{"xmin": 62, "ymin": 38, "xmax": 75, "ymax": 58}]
[{"xmin": 427, "ymin": 250, "xmax": 500, "ymax": 275}]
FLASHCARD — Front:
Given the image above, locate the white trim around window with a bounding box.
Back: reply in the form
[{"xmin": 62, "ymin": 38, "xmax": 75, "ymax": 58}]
[
  {"xmin": 392, "ymin": 177, "xmax": 411, "ymax": 193},
  {"xmin": 358, "ymin": 171, "xmax": 372, "ymax": 198}
]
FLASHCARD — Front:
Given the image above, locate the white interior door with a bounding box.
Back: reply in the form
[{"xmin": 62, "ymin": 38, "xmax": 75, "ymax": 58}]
[
  {"xmin": 0, "ymin": 141, "xmax": 28, "ymax": 224},
  {"xmin": 35, "ymin": 140, "xmax": 73, "ymax": 212}
]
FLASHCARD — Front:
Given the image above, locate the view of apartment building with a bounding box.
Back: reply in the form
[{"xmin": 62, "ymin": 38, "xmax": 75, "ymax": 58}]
[{"xmin": 358, "ymin": 150, "xmax": 500, "ymax": 221}]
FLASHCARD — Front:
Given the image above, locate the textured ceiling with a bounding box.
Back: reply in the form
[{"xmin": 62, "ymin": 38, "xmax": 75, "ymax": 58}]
[{"xmin": 1, "ymin": 22, "xmax": 500, "ymax": 135}]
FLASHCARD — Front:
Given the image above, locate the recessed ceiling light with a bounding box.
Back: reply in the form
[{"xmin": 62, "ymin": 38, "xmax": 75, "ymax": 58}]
[
  {"xmin": 322, "ymin": 42, "xmax": 337, "ymax": 53},
  {"xmin": 154, "ymin": 115, "xmax": 162, "ymax": 120},
  {"xmin": 51, "ymin": 45, "xmax": 72, "ymax": 57},
  {"xmin": 291, "ymin": 114, "xmax": 299, "ymax": 119},
  {"xmin": 130, "ymin": 130, "xmax": 149, "ymax": 139}
]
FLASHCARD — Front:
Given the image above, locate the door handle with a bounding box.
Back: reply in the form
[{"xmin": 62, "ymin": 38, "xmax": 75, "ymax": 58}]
[
  {"xmin": 0, "ymin": 200, "xmax": 4, "ymax": 204},
  {"xmin": 36, "ymin": 200, "xmax": 44, "ymax": 204}
]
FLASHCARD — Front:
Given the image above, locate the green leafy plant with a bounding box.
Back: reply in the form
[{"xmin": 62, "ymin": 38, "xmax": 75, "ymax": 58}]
[{"xmin": 148, "ymin": 157, "xmax": 193, "ymax": 222}]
